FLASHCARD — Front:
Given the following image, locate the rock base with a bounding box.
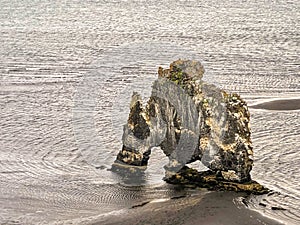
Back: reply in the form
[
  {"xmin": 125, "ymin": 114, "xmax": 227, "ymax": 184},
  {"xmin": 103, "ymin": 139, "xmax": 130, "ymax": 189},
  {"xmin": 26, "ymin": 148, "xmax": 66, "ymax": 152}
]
[{"xmin": 165, "ymin": 166, "xmax": 269, "ymax": 195}]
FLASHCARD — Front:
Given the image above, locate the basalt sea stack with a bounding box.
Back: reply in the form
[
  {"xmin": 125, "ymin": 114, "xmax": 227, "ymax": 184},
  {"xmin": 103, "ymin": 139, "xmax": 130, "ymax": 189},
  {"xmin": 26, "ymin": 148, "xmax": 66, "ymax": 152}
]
[{"xmin": 114, "ymin": 60, "xmax": 266, "ymax": 193}]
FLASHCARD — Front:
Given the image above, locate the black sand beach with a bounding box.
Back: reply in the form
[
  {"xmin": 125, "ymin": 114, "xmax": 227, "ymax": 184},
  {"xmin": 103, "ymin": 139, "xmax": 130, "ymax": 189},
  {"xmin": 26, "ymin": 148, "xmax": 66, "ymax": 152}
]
[{"xmin": 93, "ymin": 191, "xmax": 283, "ymax": 225}]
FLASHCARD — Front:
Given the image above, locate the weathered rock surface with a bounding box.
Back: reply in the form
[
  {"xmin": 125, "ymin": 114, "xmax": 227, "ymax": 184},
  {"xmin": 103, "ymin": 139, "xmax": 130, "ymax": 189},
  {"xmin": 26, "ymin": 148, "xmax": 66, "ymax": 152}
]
[
  {"xmin": 115, "ymin": 59, "xmax": 258, "ymax": 191},
  {"xmin": 166, "ymin": 166, "xmax": 269, "ymax": 195}
]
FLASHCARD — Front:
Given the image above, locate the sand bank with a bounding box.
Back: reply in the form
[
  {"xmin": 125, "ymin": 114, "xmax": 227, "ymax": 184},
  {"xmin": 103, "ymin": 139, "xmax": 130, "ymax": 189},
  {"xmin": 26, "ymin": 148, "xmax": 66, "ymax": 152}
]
[
  {"xmin": 92, "ymin": 191, "xmax": 283, "ymax": 225},
  {"xmin": 250, "ymin": 98, "xmax": 300, "ymax": 111}
]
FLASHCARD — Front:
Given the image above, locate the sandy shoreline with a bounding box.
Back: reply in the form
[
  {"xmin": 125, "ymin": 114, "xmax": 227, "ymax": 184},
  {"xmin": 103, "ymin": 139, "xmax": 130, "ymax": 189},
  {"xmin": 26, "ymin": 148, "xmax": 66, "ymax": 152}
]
[
  {"xmin": 91, "ymin": 191, "xmax": 283, "ymax": 225},
  {"xmin": 250, "ymin": 98, "xmax": 300, "ymax": 111}
]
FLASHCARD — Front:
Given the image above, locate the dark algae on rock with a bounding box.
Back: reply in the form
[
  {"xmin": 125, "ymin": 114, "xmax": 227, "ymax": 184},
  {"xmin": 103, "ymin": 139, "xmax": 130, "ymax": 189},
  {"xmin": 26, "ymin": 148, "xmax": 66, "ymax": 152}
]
[
  {"xmin": 114, "ymin": 59, "xmax": 268, "ymax": 194},
  {"xmin": 166, "ymin": 166, "xmax": 269, "ymax": 195}
]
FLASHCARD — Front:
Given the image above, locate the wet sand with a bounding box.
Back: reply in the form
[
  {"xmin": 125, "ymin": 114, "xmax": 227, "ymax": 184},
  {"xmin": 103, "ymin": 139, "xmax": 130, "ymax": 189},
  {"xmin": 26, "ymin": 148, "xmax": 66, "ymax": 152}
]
[
  {"xmin": 93, "ymin": 191, "xmax": 283, "ymax": 225},
  {"xmin": 250, "ymin": 99, "xmax": 300, "ymax": 111}
]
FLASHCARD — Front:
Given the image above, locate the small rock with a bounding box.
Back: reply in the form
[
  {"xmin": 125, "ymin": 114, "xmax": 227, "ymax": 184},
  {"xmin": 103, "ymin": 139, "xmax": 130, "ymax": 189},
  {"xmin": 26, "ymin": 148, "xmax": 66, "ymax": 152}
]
[
  {"xmin": 259, "ymin": 203, "xmax": 267, "ymax": 207},
  {"xmin": 271, "ymin": 206, "xmax": 287, "ymax": 211}
]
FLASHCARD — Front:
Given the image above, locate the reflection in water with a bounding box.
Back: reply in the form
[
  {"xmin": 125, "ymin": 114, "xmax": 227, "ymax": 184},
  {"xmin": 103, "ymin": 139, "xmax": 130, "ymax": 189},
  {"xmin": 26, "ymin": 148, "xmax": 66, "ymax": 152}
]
[{"xmin": 111, "ymin": 162, "xmax": 148, "ymax": 186}]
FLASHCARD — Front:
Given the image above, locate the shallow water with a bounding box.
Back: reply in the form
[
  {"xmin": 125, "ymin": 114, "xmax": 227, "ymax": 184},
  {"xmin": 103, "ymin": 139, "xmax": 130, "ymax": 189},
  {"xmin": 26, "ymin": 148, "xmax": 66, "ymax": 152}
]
[{"xmin": 0, "ymin": 0, "xmax": 299, "ymax": 224}]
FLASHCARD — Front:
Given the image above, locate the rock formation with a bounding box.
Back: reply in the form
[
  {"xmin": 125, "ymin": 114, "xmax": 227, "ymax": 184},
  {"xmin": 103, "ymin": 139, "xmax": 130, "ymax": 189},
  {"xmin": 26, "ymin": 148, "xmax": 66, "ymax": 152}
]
[{"xmin": 114, "ymin": 59, "xmax": 263, "ymax": 192}]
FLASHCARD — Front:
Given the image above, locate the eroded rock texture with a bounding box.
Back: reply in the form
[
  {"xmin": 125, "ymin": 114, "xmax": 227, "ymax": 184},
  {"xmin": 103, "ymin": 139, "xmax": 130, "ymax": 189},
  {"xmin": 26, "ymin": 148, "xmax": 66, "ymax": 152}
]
[{"xmin": 115, "ymin": 60, "xmax": 253, "ymax": 183}]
